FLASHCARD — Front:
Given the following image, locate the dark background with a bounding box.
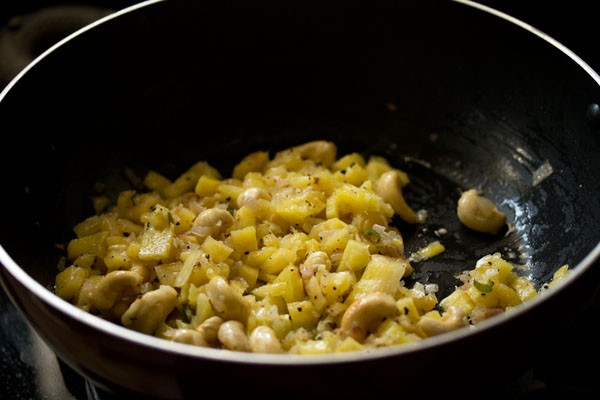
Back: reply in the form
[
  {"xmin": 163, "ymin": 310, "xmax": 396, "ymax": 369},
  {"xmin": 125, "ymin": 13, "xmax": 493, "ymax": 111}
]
[
  {"xmin": 1, "ymin": 1, "xmax": 599, "ymax": 399},
  {"xmin": 2, "ymin": 0, "xmax": 599, "ymax": 86}
]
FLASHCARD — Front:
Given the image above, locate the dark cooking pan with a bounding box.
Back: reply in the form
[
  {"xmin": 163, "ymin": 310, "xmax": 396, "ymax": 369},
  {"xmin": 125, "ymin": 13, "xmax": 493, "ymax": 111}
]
[{"xmin": 1, "ymin": 0, "xmax": 599, "ymax": 398}]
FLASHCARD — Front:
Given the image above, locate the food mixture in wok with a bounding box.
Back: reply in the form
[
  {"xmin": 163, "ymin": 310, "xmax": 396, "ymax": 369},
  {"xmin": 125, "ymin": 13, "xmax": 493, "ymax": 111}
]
[{"xmin": 54, "ymin": 140, "xmax": 569, "ymax": 354}]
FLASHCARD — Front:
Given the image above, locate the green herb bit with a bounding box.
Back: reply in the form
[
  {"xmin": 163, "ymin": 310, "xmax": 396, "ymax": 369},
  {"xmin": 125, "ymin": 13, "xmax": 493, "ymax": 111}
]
[
  {"xmin": 182, "ymin": 304, "xmax": 194, "ymax": 323},
  {"xmin": 473, "ymin": 279, "xmax": 494, "ymax": 293},
  {"xmin": 227, "ymin": 204, "xmax": 235, "ymax": 215},
  {"xmin": 365, "ymin": 229, "xmax": 381, "ymax": 243}
]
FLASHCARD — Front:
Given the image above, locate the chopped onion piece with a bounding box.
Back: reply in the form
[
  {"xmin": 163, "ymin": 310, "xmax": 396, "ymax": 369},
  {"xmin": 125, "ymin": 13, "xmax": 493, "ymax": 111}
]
[{"xmin": 532, "ymin": 160, "xmax": 553, "ymax": 186}]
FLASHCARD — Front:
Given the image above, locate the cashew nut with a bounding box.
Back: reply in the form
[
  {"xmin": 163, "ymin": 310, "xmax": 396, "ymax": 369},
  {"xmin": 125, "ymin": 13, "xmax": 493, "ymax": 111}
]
[
  {"xmin": 290, "ymin": 140, "xmax": 337, "ymax": 167},
  {"xmin": 300, "ymin": 251, "xmax": 331, "ymax": 280},
  {"xmin": 192, "ymin": 208, "xmax": 234, "ymax": 240},
  {"xmin": 375, "ymin": 170, "xmax": 418, "ymax": 224},
  {"xmin": 205, "ymin": 276, "xmax": 250, "ymax": 323},
  {"xmin": 93, "ymin": 270, "xmax": 141, "ymax": 313},
  {"xmin": 172, "ymin": 328, "xmax": 209, "ymax": 347},
  {"xmin": 196, "ymin": 315, "xmax": 224, "ymax": 345},
  {"xmin": 121, "ymin": 285, "xmax": 178, "ymax": 335},
  {"xmin": 217, "ymin": 320, "xmax": 250, "ymax": 352},
  {"xmin": 417, "ymin": 306, "xmax": 467, "ymax": 337},
  {"xmin": 249, "ymin": 325, "xmax": 284, "ymax": 353},
  {"xmin": 456, "ymin": 189, "xmax": 506, "ymax": 235},
  {"xmin": 340, "ymin": 292, "xmax": 398, "ymax": 342},
  {"xmin": 236, "ymin": 187, "xmax": 271, "ymax": 209}
]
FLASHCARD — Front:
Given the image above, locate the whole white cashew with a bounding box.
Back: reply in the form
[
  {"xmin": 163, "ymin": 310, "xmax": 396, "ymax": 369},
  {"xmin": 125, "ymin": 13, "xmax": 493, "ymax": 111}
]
[
  {"xmin": 375, "ymin": 170, "xmax": 418, "ymax": 224},
  {"xmin": 249, "ymin": 325, "xmax": 283, "ymax": 353},
  {"xmin": 121, "ymin": 285, "xmax": 178, "ymax": 335},
  {"xmin": 456, "ymin": 189, "xmax": 506, "ymax": 235},
  {"xmin": 205, "ymin": 276, "xmax": 250, "ymax": 323},
  {"xmin": 218, "ymin": 320, "xmax": 250, "ymax": 352},
  {"xmin": 340, "ymin": 292, "xmax": 398, "ymax": 342}
]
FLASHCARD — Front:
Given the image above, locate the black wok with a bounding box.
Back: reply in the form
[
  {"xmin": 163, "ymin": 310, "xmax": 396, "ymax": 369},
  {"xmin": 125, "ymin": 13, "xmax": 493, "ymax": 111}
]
[{"xmin": 1, "ymin": 0, "xmax": 599, "ymax": 398}]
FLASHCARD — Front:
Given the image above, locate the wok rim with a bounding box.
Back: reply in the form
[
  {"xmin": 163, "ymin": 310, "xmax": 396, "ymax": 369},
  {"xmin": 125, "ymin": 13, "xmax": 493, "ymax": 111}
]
[
  {"xmin": 0, "ymin": 0, "xmax": 599, "ymax": 366},
  {"xmin": 2, "ymin": 242, "xmax": 599, "ymax": 365}
]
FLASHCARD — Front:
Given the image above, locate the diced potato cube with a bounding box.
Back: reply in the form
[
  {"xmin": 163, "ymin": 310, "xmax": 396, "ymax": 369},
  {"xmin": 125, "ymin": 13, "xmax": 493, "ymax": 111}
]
[
  {"xmin": 372, "ymin": 319, "xmax": 409, "ymax": 346},
  {"xmin": 272, "ymin": 190, "xmax": 326, "ymax": 225},
  {"xmin": 260, "ymin": 248, "xmax": 296, "ymax": 274},
  {"xmin": 229, "ymin": 226, "xmax": 258, "ymax": 255},
  {"xmin": 270, "ymin": 151, "xmax": 305, "ymax": 171},
  {"xmin": 326, "ymin": 184, "xmax": 394, "ymax": 220},
  {"xmin": 233, "ymin": 151, "xmax": 269, "ymax": 180},
  {"xmin": 471, "ymin": 253, "xmax": 515, "ymax": 286},
  {"xmin": 309, "ymin": 171, "xmax": 338, "ymax": 195},
  {"xmin": 104, "ymin": 244, "xmax": 130, "ymax": 271},
  {"xmin": 116, "ymin": 218, "xmax": 144, "ymax": 236},
  {"xmin": 320, "ymin": 271, "xmax": 354, "ymax": 305},
  {"xmin": 295, "ymin": 340, "xmax": 331, "ymax": 355},
  {"xmin": 116, "ymin": 191, "xmax": 164, "ymax": 224},
  {"xmin": 204, "ymin": 262, "xmax": 230, "ymax": 282},
  {"xmin": 289, "ymin": 175, "xmax": 313, "ymax": 189},
  {"xmin": 141, "ymin": 204, "xmax": 172, "ymax": 230},
  {"xmin": 73, "ymin": 215, "xmax": 103, "ymax": 238},
  {"xmin": 106, "ymin": 236, "xmax": 127, "ymax": 247},
  {"xmin": 332, "ymin": 153, "xmax": 366, "ymax": 171},
  {"xmin": 318, "ymin": 228, "xmax": 349, "ymax": 255},
  {"xmin": 494, "ymin": 283, "xmax": 522, "ymax": 308},
  {"xmin": 67, "ymin": 231, "xmax": 108, "ymax": 261},
  {"xmin": 218, "ymin": 184, "xmax": 244, "ymax": 203},
  {"xmin": 274, "ymin": 265, "xmax": 305, "ymax": 303},
  {"xmin": 232, "ymin": 263, "xmax": 260, "ymax": 290},
  {"xmin": 138, "ymin": 227, "xmax": 174, "ymax": 261},
  {"xmin": 348, "ymin": 255, "xmax": 407, "ymax": 301},
  {"xmin": 252, "ymin": 282, "xmax": 286, "ymax": 298},
  {"xmin": 71, "ymin": 253, "xmax": 97, "ymax": 270},
  {"xmin": 465, "ymin": 285, "xmax": 499, "ymax": 309},
  {"xmin": 171, "ymin": 206, "xmax": 196, "ymax": 234},
  {"xmin": 245, "ymin": 247, "xmax": 277, "ymax": 268},
  {"xmin": 143, "ymin": 170, "xmax": 172, "ymax": 195},
  {"xmin": 188, "ymin": 261, "xmax": 210, "ymax": 287},
  {"xmin": 195, "ymin": 175, "xmax": 221, "ymax": 198},
  {"xmin": 308, "ymin": 218, "xmax": 348, "ymax": 240},
  {"xmin": 163, "ymin": 161, "xmax": 221, "ymax": 199},
  {"xmin": 338, "ymin": 239, "xmax": 371, "ymax": 271},
  {"xmin": 126, "ymin": 241, "xmax": 142, "ymax": 258},
  {"xmin": 548, "ymin": 264, "xmax": 570, "ymax": 288},
  {"xmin": 271, "ymin": 314, "xmax": 293, "ymax": 340},
  {"xmin": 288, "ymin": 300, "xmax": 320, "ymax": 330},
  {"xmin": 412, "ymin": 292, "xmax": 438, "ymax": 314},
  {"xmin": 278, "ymin": 232, "xmax": 311, "ymax": 255},
  {"xmin": 201, "ymin": 236, "xmax": 233, "ymax": 263},
  {"xmin": 336, "ymin": 336, "xmax": 364, "ymax": 352},
  {"xmin": 333, "ymin": 163, "xmax": 369, "ymax": 186},
  {"xmin": 55, "ymin": 266, "xmax": 90, "ymax": 301},
  {"xmin": 511, "ymin": 277, "xmax": 537, "ymax": 301},
  {"xmin": 193, "ymin": 292, "xmax": 215, "ymax": 324},
  {"xmin": 396, "ymin": 297, "xmax": 420, "ymax": 323},
  {"xmin": 97, "ymin": 214, "xmax": 119, "ymax": 236},
  {"xmin": 155, "ymin": 261, "xmax": 183, "ymax": 286},
  {"xmin": 242, "ymin": 171, "xmax": 267, "ymax": 189},
  {"xmin": 235, "ymin": 205, "xmax": 257, "ymax": 228}
]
